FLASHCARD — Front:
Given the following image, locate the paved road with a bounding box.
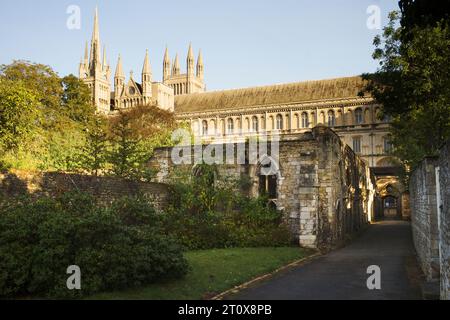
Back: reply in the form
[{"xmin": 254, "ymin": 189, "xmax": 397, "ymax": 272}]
[{"xmin": 231, "ymin": 220, "xmax": 422, "ymax": 300}]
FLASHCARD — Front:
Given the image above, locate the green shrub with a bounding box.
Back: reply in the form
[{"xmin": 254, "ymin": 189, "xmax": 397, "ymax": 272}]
[
  {"xmin": 164, "ymin": 165, "xmax": 293, "ymax": 250},
  {"xmin": 0, "ymin": 192, "xmax": 188, "ymax": 299}
]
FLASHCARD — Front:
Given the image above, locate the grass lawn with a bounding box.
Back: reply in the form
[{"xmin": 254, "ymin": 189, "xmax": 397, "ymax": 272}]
[{"xmin": 89, "ymin": 247, "xmax": 314, "ymax": 300}]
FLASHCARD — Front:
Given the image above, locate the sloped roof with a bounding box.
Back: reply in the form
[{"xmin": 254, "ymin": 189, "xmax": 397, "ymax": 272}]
[{"xmin": 175, "ymin": 76, "xmax": 368, "ymax": 113}]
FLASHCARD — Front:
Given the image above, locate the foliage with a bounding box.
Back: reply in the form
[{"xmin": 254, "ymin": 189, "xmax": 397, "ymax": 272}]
[
  {"xmin": 0, "ymin": 61, "xmax": 62, "ymax": 123},
  {"xmin": 362, "ymin": 11, "xmax": 450, "ymax": 171},
  {"xmin": 68, "ymin": 116, "xmax": 109, "ymax": 176},
  {"xmin": 107, "ymin": 104, "xmax": 177, "ymax": 181},
  {"xmin": 164, "ymin": 164, "xmax": 292, "ymax": 250},
  {"xmin": 61, "ymin": 74, "xmax": 96, "ymax": 124},
  {"xmin": 0, "ymin": 61, "xmax": 179, "ymax": 175},
  {"xmin": 399, "ymin": 0, "xmax": 450, "ymax": 34},
  {"xmin": 0, "ymin": 193, "xmax": 188, "ymax": 299},
  {"xmin": 0, "ymin": 61, "xmax": 97, "ymax": 171},
  {"xmin": 0, "ymin": 78, "xmax": 40, "ymax": 152}
]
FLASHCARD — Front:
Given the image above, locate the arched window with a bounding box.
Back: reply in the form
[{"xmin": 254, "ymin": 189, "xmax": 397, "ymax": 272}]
[
  {"xmin": 301, "ymin": 112, "xmax": 309, "ymax": 128},
  {"xmin": 310, "ymin": 112, "xmax": 316, "ymax": 126},
  {"xmin": 320, "ymin": 112, "xmax": 326, "ymax": 124},
  {"xmin": 328, "ymin": 110, "xmax": 336, "ymax": 127},
  {"xmin": 202, "ymin": 120, "xmax": 208, "ymax": 136},
  {"xmin": 258, "ymin": 158, "xmax": 279, "ymax": 200},
  {"xmin": 227, "ymin": 118, "xmax": 234, "ymax": 134},
  {"xmin": 276, "ymin": 114, "xmax": 283, "ymax": 130},
  {"xmin": 355, "ymin": 108, "xmax": 364, "ymax": 124},
  {"xmin": 252, "ymin": 116, "xmax": 259, "ymax": 132}
]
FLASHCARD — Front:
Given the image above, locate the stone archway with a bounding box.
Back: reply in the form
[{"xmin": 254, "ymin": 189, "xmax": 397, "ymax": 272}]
[{"xmin": 375, "ymin": 177, "xmax": 405, "ymax": 220}]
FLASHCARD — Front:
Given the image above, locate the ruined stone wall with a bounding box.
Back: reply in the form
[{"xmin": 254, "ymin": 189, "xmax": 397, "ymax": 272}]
[
  {"xmin": 0, "ymin": 170, "xmax": 169, "ymax": 209},
  {"xmin": 309, "ymin": 126, "xmax": 374, "ymax": 249},
  {"xmin": 149, "ymin": 126, "xmax": 374, "ymax": 250},
  {"xmin": 410, "ymin": 157, "xmax": 440, "ymax": 281},
  {"xmin": 438, "ymin": 142, "xmax": 450, "ymax": 299}
]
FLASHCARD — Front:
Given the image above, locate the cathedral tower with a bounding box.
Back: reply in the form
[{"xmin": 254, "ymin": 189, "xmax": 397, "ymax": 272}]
[
  {"xmin": 162, "ymin": 44, "xmax": 206, "ymax": 95},
  {"xmin": 79, "ymin": 7, "xmax": 111, "ymax": 113}
]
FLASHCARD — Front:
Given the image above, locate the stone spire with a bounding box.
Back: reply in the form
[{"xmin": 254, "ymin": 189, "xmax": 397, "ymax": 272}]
[
  {"xmin": 163, "ymin": 46, "xmax": 171, "ymax": 82},
  {"xmin": 114, "ymin": 54, "xmax": 124, "ymax": 79},
  {"xmin": 89, "ymin": 7, "xmax": 101, "ymax": 70},
  {"xmin": 173, "ymin": 54, "xmax": 180, "ymax": 75},
  {"xmin": 142, "ymin": 50, "xmax": 152, "ymax": 97},
  {"xmin": 142, "ymin": 49, "xmax": 151, "ymax": 75},
  {"xmin": 92, "ymin": 7, "xmax": 100, "ymax": 43},
  {"xmin": 187, "ymin": 43, "xmax": 195, "ymax": 76},
  {"xmin": 196, "ymin": 49, "xmax": 204, "ymax": 79}
]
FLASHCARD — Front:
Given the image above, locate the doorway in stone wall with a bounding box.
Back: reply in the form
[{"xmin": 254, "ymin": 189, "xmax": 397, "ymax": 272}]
[
  {"xmin": 383, "ymin": 195, "xmax": 399, "ymax": 219},
  {"xmin": 257, "ymin": 156, "xmax": 280, "ymax": 209}
]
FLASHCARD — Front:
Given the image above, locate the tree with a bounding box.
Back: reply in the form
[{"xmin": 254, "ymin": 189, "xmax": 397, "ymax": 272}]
[
  {"xmin": 399, "ymin": 0, "xmax": 450, "ymax": 33},
  {"xmin": 0, "ymin": 61, "xmax": 97, "ymax": 171},
  {"xmin": 61, "ymin": 75, "xmax": 95, "ymax": 124},
  {"xmin": 0, "ymin": 78, "xmax": 40, "ymax": 152},
  {"xmin": 363, "ymin": 11, "xmax": 450, "ymax": 170},
  {"xmin": 107, "ymin": 104, "xmax": 177, "ymax": 181},
  {"xmin": 108, "ymin": 109, "xmax": 147, "ymax": 180},
  {"xmin": 0, "ymin": 61, "xmax": 62, "ymax": 127},
  {"xmin": 69, "ymin": 116, "xmax": 109, "ymax": 176}
]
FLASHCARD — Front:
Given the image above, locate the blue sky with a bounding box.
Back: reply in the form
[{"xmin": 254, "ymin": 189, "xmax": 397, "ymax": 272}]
[{"xmin": 0, "ymin": 0, "xmax": 399, "ymax": 91}]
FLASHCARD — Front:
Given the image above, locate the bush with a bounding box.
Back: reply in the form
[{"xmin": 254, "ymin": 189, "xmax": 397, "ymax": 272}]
[
  {"xmin": 0, "ymin": 192, "xmax": 188, "ymax": 299},
  {"xmin": 164, "ymin": 165, "xmax": 293, "ymax": 250}
]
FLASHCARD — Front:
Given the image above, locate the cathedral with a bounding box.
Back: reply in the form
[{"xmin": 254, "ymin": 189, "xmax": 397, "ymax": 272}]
[
  {"xmin": 79, "ymin": 9, "xmax": 405, "ymax": 220},
  {"xmin": 79, "ymin": 8, "xmax": 205, "ymax": 113}
]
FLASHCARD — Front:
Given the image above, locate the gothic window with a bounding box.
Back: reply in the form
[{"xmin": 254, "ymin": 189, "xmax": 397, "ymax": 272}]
[
  {"xmin": 301, "ymin": 112, "xmax": 309, "ymax": 128},
  {"xmin": 353, "ymin": 137, "xmax": 362, "ymax": 154},
  {"xmin": 355, "ymin": 108, "xmax": 364, "ymax": 124},
  {"xmin": 227, "ymin": 118, "xmax": 234, "ymax": 134},
  {"xmin": 258, "ymin": 160, "xmax": 278, "ymax": 199},
  {"xmin": 276, "ymin": 114, "xmax": 283, "ymax": 130},
  {"xmin": 202, "ymin": 120, "xmax": 208, "ymax": 136},
  {"xmin": 252, "ymin": 116, "xmax": 259, "ymax": 132},
  {"xmin": 328, "ymin": 110, "xmax": 336, "ymax": 127}
]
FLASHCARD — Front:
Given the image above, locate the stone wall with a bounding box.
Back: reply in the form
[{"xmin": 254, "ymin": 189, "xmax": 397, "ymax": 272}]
[
  {"xmin": 149, "ymin": 126, "xmax": 375, "ymax": 250},
  {"xmin": 437, "ymin": 141, "xmax": 450, "ymax": 299},
  {"xmin": 0, "ymin": 170, "xmax": 170, "ymax": 209},
  {"xmin": 410, "ymin": 157, "xmax": 440, "ymax": 281},
  {"xmin": 410, "ymin": 139, "xmax": 450, "ymax": 300}
]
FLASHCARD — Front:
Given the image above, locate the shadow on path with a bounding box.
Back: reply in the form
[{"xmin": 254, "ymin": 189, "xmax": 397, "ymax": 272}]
[{"xmin": 230, "ymin": 220, "xmax": 422, "ymax": 300}]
